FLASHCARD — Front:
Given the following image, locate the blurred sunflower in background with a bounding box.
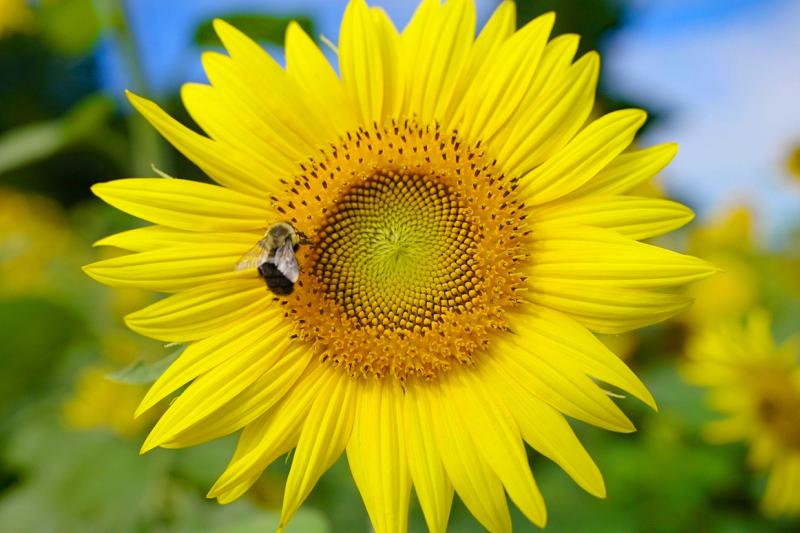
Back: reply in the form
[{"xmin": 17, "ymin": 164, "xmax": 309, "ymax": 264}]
[
  {"xmin": 684, "ymin": 310, "xmax": 800, "ymax": 517},
  {"xmin": 0, "ymin": 0, "xmax": 34, "ymax": 38},
  {"xmin": 788, "ymin": 144, "xmax": 800, "ymax": 181},
  {"xmin": 0, "ymin": 188, "xmax": 76, "ymax": 295},
  {"xmin": 84, "ymin": 0, "xmax": 715, "ymax": 531},
  {"xmin": 683, "ymin": 207, "xmax": 759, "ymax": 328}
]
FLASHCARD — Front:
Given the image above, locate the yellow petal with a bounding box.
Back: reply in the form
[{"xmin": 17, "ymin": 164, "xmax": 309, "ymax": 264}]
[
  {"xmin": 518, "ymin": 109, "xmax": 647, "ymax": 204},
  {"xmin": 369, "ymin": 7, "xmax": 404, "ymax": 120},
  {"xmin": 763, "ymin": 455, "xmax": 800, "ymax": 516},
  {"xmin": 404, "ymin": 382, "xmax": 453, "ymax": 533},
  {"xmin": 459, "ymin": 12, "xmax": 555, "ymax": 144},
  {"xmin": 208, "ymin": 363, "xmax": 330, "ymax": 502},
  {"xmin": 527, "ymin": 225, "xmax": 716, "ymax": 289},
  {"xmin": 163, "ymin": 346, "xmax": 313, "ymax": 448},
  {"xmin": 339, "ymin": 0, "xmax": 402, "ymax": 124},
  {"xmin": 506, "ymin": 304, "xmax": 656, "ymax": 409},
  {"xmin": 482, "ymin": 358, "xmax": 606, "ymax": 497},
  {"xmin": 94, "ymin": 226, "xmax": 259, "ymax": 253},
  {"xmin": 180, "ymin": 81, "xmax": 299, "ymax": 177},
  {"xmin": 198, "ymin": 52, "xmax": 314, "ymax": 163},
  {"xmin": 285, "ymin": 22, "xmax": 359, "ymax": 135},
  {"xmin": 126, "ymin": 91, "xmax": 274, "ymax": 196},
  {"xmin": 91, "ymin": 178, "xmax": 269, "ymax": 232},
  {"xmin": 141, "ymin": 320, "xmax": 294, "ymax": 451},
  {"xmin": 533, "ymin": 196, "xmax": 694, "ymax": 240},
  {"xmin": 83, "ymin": 244, "xmax": 251, "ymax": 292},
  {"xmin": 441, "ymin": 0, "xmax": 516, "ymax": 129},
  {"xmin": 424, "ymin": 382, "xmax": 512, "ymax": 533},
  {"xmin": 135, "ymin": 308, "xmax": 282, "ymax": 416},
  {"xmin": 347, "ymin": 380, "xmax": 411, "ymax": 533},
  {"xmin": 568, "ymin": 142, "xmax": 678, "ymax": 198},
  {"xmin": 447, "ymin": 370, "xmax": 547, "ymax": 527},
  {"xmin": 704, "ymin": 416, "xmax": 750, "ymax": 445},
  {"xmin": 280, "ymin": 373, "xmax": 357, "ymax": 528},
  {"xmin": 402, "ymin": 0, "xmax": 475, "ymax": 125},
  {"xmin": 211, "ymin": 19, "xmax": 336, "ymax": 149},
  {"xmin": 514, "ymin": 33, "xmax": 580, "ymax": 116},
  {"xmin": 527, "ymin": 281, "xmax": 694, "ymax": 334},
  {"xmin": 497, "ymin": 51, "xmax": 598, "ymax": 177},
  {"xmin": 492, "ymin": 335, "xmax": 636, "ymax": 432},
  {"xmin": 744, "ymin": 308, "xmax": 776, "ymax": 358},
  {"xmin": 125, "ymin": 278, "xmax": 268, "ymax": 343}
]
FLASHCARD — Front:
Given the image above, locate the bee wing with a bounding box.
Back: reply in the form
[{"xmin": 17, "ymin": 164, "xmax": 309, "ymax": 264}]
[
  {"xmin": 270, "ymin": 239, "xmax": 300, "ymax": 283},
  {"xmin": 235, "ymin": 241, "xmax": 271, "ymax": 271}
]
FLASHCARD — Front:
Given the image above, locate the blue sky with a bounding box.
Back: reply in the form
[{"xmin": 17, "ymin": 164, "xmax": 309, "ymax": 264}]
[
  {"xmin": 98, "ymin": 0, "xmax": 800, "ymax": 244},
  {"xmin": 605, "ymin": 0, "xmax": 800, "ymax": 244}
]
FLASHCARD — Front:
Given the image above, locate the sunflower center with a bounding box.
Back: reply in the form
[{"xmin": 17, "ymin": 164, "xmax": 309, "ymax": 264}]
[
  {"xmin": 313, "ymin": 172, "xmax": 477, "ymax": 331},
  {"xmin": 755, "ymin": 375, "xmax": 800, "ymax": 450},
  {"xmin": 276, "ymin": 120, "xmax": 528, "ymax": 381}
]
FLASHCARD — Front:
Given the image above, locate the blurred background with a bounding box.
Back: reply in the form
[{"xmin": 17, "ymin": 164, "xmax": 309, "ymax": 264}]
[{"xmin": 0, "ymin": 0, "xmax": 798, "ymax": 531}]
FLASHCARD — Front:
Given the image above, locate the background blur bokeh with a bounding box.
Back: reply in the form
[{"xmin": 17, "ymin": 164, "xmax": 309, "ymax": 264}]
[{"xmin": 0, "ymin": 0, "xmax": 798, "ymax": 531}]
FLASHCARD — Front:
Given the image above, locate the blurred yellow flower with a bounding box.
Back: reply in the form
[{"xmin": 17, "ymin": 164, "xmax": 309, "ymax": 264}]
[
  {"xmin": 788, "ymin": 145, "xmax": 800, "ymax": 181},
  {"xmin": 63, "ymin": 366, "xmax": 152, "ymax": 438},
  {"xmin": 0, "ymin": 187, "xmax": 77, "ymax": 295},
  {"xmin": 684, "ymin": 310, "xmax": 800, "ymax": 516},
  {"xmin": 683, "ymin": 207, "xmax": 759, "ymax": 326},
  {"xmin": 0, "ymin": 0, "xmax": 33, "ymax": 37}
]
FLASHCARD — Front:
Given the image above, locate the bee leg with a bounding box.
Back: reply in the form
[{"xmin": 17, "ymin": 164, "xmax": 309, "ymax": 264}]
[{"xmin": 297, "ymin": 231, "xmax": 312, "ymax": 246}]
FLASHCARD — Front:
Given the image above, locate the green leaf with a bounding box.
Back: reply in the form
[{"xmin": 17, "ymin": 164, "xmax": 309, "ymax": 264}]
[
  {"xmin": 194, "ymin": 14, "xmax": 315, "ymax": 47},
  {"xmin": 0, "ymin": 297, "xmax": 85, "ymax": 414},
  {"xmin": 0, "ymin": 95, "xmax": 114, "ymax": 176},
  {"xmin": 38, "ymin": 0, "xmax": 101, "ymax": 56},
  {"xmin": 107, "ymin": 348, "xmax": 182, "ymax": 385}
]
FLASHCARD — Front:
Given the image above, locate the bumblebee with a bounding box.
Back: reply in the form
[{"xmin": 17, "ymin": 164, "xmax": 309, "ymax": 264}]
[{"xmin": 236, "ymin": 222, "xmax": 305, "ymax": 295}]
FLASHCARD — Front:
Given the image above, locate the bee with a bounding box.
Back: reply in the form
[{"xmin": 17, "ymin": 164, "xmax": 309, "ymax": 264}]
[{"xmin": 236, "ymin": 222, "xmax": 307, "ymax": 295}]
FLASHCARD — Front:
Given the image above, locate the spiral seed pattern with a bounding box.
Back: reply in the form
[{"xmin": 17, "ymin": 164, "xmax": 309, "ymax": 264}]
[
  {"xmin": 277, "ymin": 120, "xmax": 528, "ymax": 381},
  {"xmin": 313, "ymin": 172, "xmax": 479, "ymax": 330}
]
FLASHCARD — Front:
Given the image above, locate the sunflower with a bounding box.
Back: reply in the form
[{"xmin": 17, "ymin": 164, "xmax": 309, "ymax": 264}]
[
  {"xmin": 788, "ymin": 144, "xmax": 800, "ymax": 181},
  {"xmin": 684, "ymin": 311, "xmax": 800, "ymax": 517},
  {"xmin": 84, "ymin": 1, "xmax": 715, "ymax": 530},
  {"xmin": 682, "ymin": 207, "xmax": 759, "ymax": 328},
  {"xmin": 0, "ymin": 187, "xmax": 76, "ymax": 295},
  {"xmin": 0, "ymin": 0, "xmax": 33, "ymax": 38}
]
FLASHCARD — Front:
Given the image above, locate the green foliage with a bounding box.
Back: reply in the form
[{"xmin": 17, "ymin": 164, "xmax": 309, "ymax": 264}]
[
  {"xmin": 37, "ymin": 0, "xmax": 101, "ymax": 56},
  {"xmin": 0, "ymin": 96, "xmax": 117, "ymax": 176},
  {"xmin": 0, "ymin": 412, "xmax": 329, "ymax": 533},
  {"xmin": 194, "ymin": 14, "xmax": 315, "ymax": 47},
  {"xmin": 516, "ymin": 0, "xmax": 622, "ymax": 56},
  {"xmin": 0, "ymin": 297, "xmax": 85, "ymax": 415}
]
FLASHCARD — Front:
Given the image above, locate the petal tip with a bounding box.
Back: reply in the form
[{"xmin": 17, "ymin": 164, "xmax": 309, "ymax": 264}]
[
  {"xmin": 211, "ymin": 17, "xmax": 233, "ymax": 36},
  {"xmin": 139, "ymin": 436, "xmax": 158, "ymax": 454},
  {"xmin": 539, "ymin": 10, "xmax": 557, "ymax": 27},
  {"xmin": 81, "ymin": 263, "xmax": 104, "ymax": 283},
  {"xmin": 125, "ymin": 90, "xmax": 147, "ymax": 107},
  {"xmin": 89, "ymin": 181, "xmax": 107, "ymax": 198},
  {"xmin": 134, "ymin": 394, "xmax": 158, "ymax": 419},
  {"xmin": 628, "ymin": 108, "xmax": 648, "ymax": 127}
]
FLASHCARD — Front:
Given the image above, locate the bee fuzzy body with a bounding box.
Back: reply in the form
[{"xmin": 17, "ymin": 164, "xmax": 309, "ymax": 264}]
[
  {"xmin": 236, "ymin": 222, "xmax": 305, "ymax": 296},
  {"xmin": 257, "ymin": 262, "xmax": 296, "ymax": 295}
]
